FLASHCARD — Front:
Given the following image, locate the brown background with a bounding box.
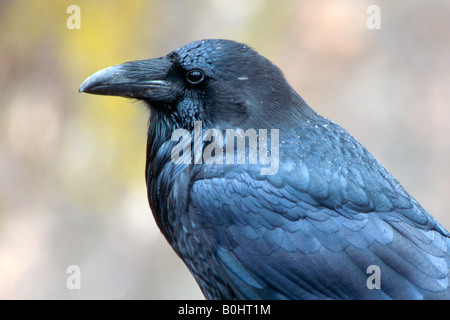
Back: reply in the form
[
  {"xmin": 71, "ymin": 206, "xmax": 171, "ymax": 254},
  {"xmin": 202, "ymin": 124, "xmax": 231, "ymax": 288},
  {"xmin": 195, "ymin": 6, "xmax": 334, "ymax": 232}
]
[{"xmin": 0, "ymin": 0, "xmax": 449, "ymax": 299}]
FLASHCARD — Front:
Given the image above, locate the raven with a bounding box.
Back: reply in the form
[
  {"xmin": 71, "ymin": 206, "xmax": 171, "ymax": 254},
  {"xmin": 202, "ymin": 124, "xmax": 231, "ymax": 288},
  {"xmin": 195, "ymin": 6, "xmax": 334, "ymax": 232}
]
[{"xmin": 79, "ymin": 39, "xmax": 450, "ymax": 299}]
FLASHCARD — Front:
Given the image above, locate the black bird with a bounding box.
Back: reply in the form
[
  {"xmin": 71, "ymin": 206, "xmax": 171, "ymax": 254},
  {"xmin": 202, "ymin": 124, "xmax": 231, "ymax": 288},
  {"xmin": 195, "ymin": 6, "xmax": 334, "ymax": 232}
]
[{"xmin": 79, "ymin": 39, "xmax": 450, "ymax": 299}]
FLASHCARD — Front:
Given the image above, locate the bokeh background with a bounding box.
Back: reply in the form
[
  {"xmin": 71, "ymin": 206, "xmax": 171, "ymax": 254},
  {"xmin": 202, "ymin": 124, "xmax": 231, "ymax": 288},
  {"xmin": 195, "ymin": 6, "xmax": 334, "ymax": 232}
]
[{"xmin": 0, "ymin": 0, "xmax": 449, "ymax": 299}]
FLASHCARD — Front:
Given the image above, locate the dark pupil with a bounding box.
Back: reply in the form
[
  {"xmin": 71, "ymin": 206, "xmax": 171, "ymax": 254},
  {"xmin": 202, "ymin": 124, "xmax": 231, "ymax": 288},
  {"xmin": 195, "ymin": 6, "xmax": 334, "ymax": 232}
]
[{"xmin": 187, "ymin": 70, "xmax": 203, "ymax": 84}]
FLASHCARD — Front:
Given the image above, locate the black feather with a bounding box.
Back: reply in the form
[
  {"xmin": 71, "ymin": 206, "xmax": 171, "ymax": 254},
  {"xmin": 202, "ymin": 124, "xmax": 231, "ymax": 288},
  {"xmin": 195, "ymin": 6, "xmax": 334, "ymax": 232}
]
[{"xmin": 79, "ymin": 39, "xmax": 450, "ymax": 300}]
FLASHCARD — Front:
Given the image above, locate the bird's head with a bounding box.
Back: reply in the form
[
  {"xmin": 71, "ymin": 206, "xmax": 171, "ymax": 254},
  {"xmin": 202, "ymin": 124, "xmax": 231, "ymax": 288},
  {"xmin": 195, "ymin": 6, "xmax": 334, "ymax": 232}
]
[{"xmin": 79, "ymin": 39, "xmax": 315, "ymax": 131}]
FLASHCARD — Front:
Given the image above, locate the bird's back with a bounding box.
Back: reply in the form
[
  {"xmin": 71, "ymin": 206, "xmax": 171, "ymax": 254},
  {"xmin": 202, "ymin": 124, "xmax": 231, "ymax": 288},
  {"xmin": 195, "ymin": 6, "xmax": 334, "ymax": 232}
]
[{"xmin": 164, "ymin": 115, "xmax": 450, "ymax": 299}]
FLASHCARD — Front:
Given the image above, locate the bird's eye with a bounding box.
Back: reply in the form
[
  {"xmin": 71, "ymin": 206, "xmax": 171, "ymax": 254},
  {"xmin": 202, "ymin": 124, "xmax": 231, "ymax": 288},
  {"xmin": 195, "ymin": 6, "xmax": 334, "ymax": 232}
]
[{"xmin": 186, "ymin": 70, "xmax": 205, "ymax": 85}]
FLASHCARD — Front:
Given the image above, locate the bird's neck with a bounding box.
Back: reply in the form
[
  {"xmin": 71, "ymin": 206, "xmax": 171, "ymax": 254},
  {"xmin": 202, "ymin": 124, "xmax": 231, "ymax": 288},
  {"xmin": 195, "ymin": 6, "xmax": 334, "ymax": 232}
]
[{"xmin": 145, "ymin": 108, "xmax": 188, "ymax": 241}]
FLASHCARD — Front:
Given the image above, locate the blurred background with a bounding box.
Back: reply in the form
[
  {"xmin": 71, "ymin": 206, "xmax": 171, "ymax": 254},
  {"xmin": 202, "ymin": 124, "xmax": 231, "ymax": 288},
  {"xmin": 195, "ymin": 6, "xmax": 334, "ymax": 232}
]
[{"xmin": 0, "ymin": 0, "xmax": 449, "ymax": 299}]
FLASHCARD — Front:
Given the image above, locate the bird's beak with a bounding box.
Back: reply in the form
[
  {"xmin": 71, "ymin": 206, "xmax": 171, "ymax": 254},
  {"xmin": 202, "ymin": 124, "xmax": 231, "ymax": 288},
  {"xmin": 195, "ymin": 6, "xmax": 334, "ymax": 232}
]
[{"xmin": 79, "ymin": 56, "xmax": 174, "ymax": 102}]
